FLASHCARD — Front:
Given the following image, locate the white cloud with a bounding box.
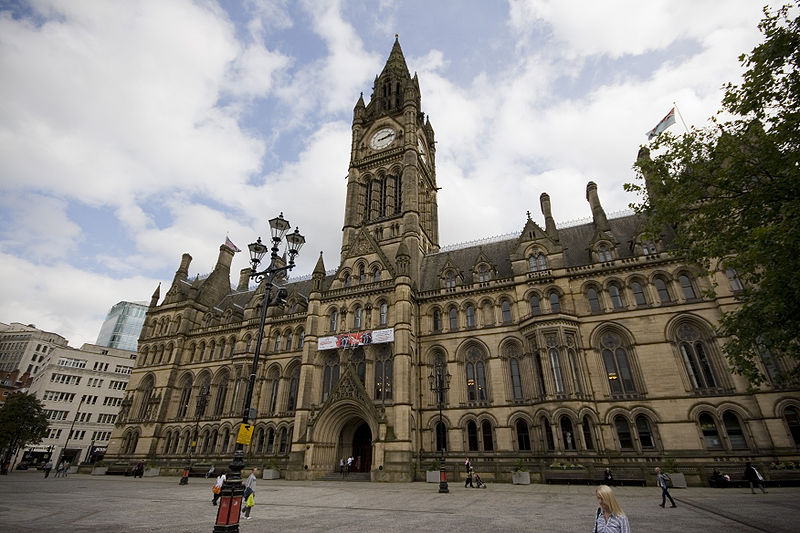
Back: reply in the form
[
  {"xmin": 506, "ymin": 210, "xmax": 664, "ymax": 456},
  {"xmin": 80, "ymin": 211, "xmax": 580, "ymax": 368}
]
[{"xmin": 0, "ymin": 193, "xmax": 83, "ymax": 261}]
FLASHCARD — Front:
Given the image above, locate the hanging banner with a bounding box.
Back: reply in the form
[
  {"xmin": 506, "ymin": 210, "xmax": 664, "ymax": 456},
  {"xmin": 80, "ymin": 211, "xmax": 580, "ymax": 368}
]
[{"xmin": 318, "ymin": 328, "xmax": 394, "ymax": 350}]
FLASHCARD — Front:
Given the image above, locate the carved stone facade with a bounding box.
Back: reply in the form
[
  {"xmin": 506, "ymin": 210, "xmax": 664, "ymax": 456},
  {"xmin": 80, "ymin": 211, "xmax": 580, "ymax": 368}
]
[{"xmin": 105, "ymin": 39, "xmax": 800, "ymax": 483}]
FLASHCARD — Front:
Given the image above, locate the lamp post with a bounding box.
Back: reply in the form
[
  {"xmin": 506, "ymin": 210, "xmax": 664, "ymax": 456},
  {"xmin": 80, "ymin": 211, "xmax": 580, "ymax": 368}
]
[
  {"xmin": 214, "ymin": 213, "xmax": 304, "ymax": 533},
  {"xmin": 428, "ymin": 359, "xmax": 451, "ymax": 494},
  {"xmin": 57, "ymin": 395, "xmax": 86, "ymax": 470},
  {"xmin": 180, "ymin": 384, "xmax": 209, "ymax": 485}
]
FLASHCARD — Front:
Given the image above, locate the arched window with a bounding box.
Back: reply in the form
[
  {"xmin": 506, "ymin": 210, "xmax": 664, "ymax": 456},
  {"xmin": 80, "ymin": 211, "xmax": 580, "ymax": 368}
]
[
  {"xmin": 587, "ymin": 288, "xmax": 601, "ymax": 313},
  {"xmin": 359, "ymin": 264, "xmax": 366, "ymax": 284},
  {"xmin": 245, "ymin": 336, "xmax": 252, "ymax": 353},
  {"xmin": 784, "ymin": 406, "xmax": 800, "ymax": 445},
  {"xmin": 213, "ymin": 372, "xmax": 229, "ymax": 416},
  {"xmin": 598, "ymin": 244, "xmax": 613, "ymax": 262},
  {"xmin": 136, "ymin": 375, "xmax": 154, "ymax": 420},
  {"xmin": 352, "ymin": 348, "xmax": 366, "ymax": 384},
  {"xmin": 432, "ymin": 310, "xmax": 442, "ymax": 332},
  {"xmin": 343, "ymin": 273, "xmax": 351, "ymax": 287},
  {"xmin": 615, "ymin": 416, "xmax": 634, "ymax": 449},
  {"xmin": 435, "ymin": 421, "xmax": 447, "ymax": 452},
  {"xmin": 600, "ymin": 332, "xmax": 636, "ymax": 394},
  {"xmin": 529, "ymin": 294, "xmax": 541, "ymax": 315},
  {"xmin": 509, "ymin": 357, "xmax": 523, "ymax": 401},
  {"xmin": 654, "ymin": 277, "xmax": 672, "ymax": 303},
  {"xmin": 466, "ymin": 305, "xmax": 476, "ymax": 328},
  {"xmin": 582, "ymin": 416, "xmax": 595, "ymax": 450},
  {"xmin": 330, "ymin": 309, "xmax": 338, "ymax": 332},
  {"xmin": 266, "ymin": 428, "xmax": 275, "ymax": 454},
  {"xmin": 374, "ymin": 347, "xmax": 393, "ymax": 401},
  {"xmin": 297, "ymin": 330, "xmax": 305, "ymax": 348},
  {"xmin": 255, "ymin": 428, "xmax": 265, "ymax": 453},
  {"xmin": 679, "ymin": 274, "xmax": 696, "ymax": 300},
  {"xmin": 267, "ymin": 368, "xmax": 280, "ymax": 416},
  {"xmin": 549, "ymin": 347, "xmax": 564, "ymax": 393},
  {"xmin": 445, "ymin": 271, "xmax": 456, "ymax": 289},
  {"xmin": 568, "ymin": 348, "xmax": 583, "ymax": 394},
  {"xmin": 723, "ymin": 411, "xmax": 747, "ymax": 449},
  {"xmin": 477, "ymin": 265, "xmax": 489, "ymax": 283},
  {"xmin": 699, "ymin": 413, "xmax": 723, "ymax": 449},
  {"xmin": 321, "ymin": 353, "xmax": 339, "ymax": 402},
  {"xmin": 196, "ymin": 376, "xmax": 211, "ymax": 418},
  {"xmin": 177, "ymin": 376, "xmax": 193, "ymax": 419},
  {"xmin": 631, "ymin": 281, "xmax": 647, "ymax": 306},
  {"xmin": 285, "ymin": 331, "xmax": 293, "ymax": 351},
  {"xmin": 561, "ymin": 416, "xmax": 575, "ymax": 450},
  {"xmin": 354, "ymin": 306, "xmax": 363, "ymax": 329},
  {"xmin": 609, "ymin": 284, "xmax": 624, "ymax": 309},
  {"xmin": 465, "ymin": 345, "xmax": 487, "ymax": 402},
  {"xmin": 273, "ymin": 332, "xmax": 281, "ymax": 352},
  {"xmin": 635, "ymin": 415, "xmax": 655, "ymax": 449},
  {"xmin": 677, "ymin": 324, "xmax": 718, "ymax": 390},
  {"xmin": 286, "ymin": 366, "xmax": 299, "ymax": 412},
  {"xmin": 726, "ymin": 268, "xmax": 743, "ymax": 292},
  {"xmin": 221, "ymin": 428, "xmax": 230, "ymax": 454},
  {"xmin": 501, "ymin": 300, "xmax": 512, "ymax": 323},
  {"xmin": 373, "ymin": 267, "xmax": 381, "ymax": 283},
  {"xmin": 549, "ymin": 291, "xmax": 561, "ymax": 313},
  {"xmin": 481, "ymin": 420, "xmax": 494, "ymax": 451},
  {"xmin": 543, "ymin": 418, "xmax": 555, "ymax": 451},
  {"xmin": 279, "ymin": 427, "xmax": 288, "ymax": 453},
  {"xmin": 516, "ymin": 420, "xmax": 531, "ymax": 451},
  {"xmin": 529, "ymin": 253, "xmax": 547, "ymax": 271},
  {"xmin": 467, "ymin": 421, "xmax": 479, "ymax": 451},
  {"xmin": 449, "ymin": 308, "xmax": 458, "ymax": 330},
  {"xmin": 380, "ymin": 302, "xmax": 388, "ymax": 325}
]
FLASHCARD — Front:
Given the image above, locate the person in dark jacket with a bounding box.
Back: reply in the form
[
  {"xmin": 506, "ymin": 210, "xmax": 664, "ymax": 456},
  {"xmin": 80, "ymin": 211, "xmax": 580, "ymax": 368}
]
[{"xmin": 744, "ymin": 462, "xmax": 766, "ymax": 494}]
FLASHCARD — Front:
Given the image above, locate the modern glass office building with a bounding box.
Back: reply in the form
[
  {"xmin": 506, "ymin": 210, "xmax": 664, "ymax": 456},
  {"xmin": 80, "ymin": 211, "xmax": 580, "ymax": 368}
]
[{"xmin": 96, "ymin": 301, "xmax": 147, "ymax": 352}]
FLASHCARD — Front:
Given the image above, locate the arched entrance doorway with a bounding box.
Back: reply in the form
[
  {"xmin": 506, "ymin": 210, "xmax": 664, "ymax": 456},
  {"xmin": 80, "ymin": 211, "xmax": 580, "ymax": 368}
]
[
  {"xmin": 352, "ymin": 422, "xmax": 372, "ymax": 473},
  {"xmin": 338, "ymin": 418, "xmax": 372, "ymax": 473}
]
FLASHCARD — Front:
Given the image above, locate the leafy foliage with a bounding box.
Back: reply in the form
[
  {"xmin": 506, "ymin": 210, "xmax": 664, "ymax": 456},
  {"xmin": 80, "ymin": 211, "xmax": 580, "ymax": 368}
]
[
  {"xmin": 627, "ymin": 3, "xmax": 800, "ymax": 385},
  {"xmin": 0, "ymin": 393, "xmax": 49, "ymax": 457}
]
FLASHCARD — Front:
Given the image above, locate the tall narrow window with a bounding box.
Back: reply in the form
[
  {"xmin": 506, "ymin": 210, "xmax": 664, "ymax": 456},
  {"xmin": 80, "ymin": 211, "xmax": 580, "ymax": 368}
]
[
  {"xmin": 582, "ymin": 416, "xmax": 595, "ymax": 450},
  {"xmin": 550, "ymin": 348, "xmax": 564, "ymax": 393},
  {"xmin": 285, "ymin": 332, "xmax": 293, "ymax": 351},
  {"xmin": 516, "ymin": 420, "xmax": 531, "ymax": 451},
  {"xmin": 784, "ymin": 406, "xmax": 800, "ymax": 445},
  {"xmin": 726, "ymin": 268, "xmax": 743, "ymax": 292},
  {"xmin": 380, "ymin": 303, "xmax": 388, "ymax": 326},
  {"xmin": 466, "ymin": 305, "xmax": 476, "ymax": 328},
  {"xmin": 677, "ymin": 324, "xmax": 718, "ymax": 390},
  {"xmin": 699, "ymin": 413, "xmax": 723, "ymax": 449},
  {"xmin": 465, "ymin": 346, "xmax": 487, "ymax": 402},
  {"xmin": 279, "ymin": 427, "xmax": 288, "ymax": 453},
  {"xmin": 268, "ymin": 371, "xmax": 279, "ymax": 415},
  {"xmin": 568, "ymin": 348, "xmax": 583, "ymax": 394},
  {"xmin": 543, "ymin": 419, "xmax": 555, "ymax": 450},
  {"xmin": 654, "ymin": 277, "xmax": 671, "ymax": 303},
  {"xmin": 609, "ymin": 284, "xmax": 623, "ymax": 309},
  {"xmin": 631, "ymin": 282, "xmax": 647, "ymax": 306},
  {"xmin": 529, "ymin": 295, "xmax": 541, "ymax": 315},
  {"xmin": 679, "ymin": 275, "xmax": 696, "ymax": 300},
  {"xmin": 436, "ymin": 421, "xmax": 447, "ymax": 452},
  {"xmin": 723, "ymin": 411, "xmax": 747, "ymax": 449},
  {"xmin": 273, "ymin": 333, "xmax": 281, "ymax": 352},
  {"xmin": 365, "ymin": 181, "xmax": 373, "ymax": 221},
  {"xmin": 266, "ymin": 428, "xmax": 275, "ymax": 454},
  {"xmin": 445, "ymin": 271, "xmax": 456, "ymax": 289},
  {"xmin": 177, "ymin": 377, "xmax": 193, "ymax": 419},
  {"xmin": 467, "ymin": 421, "xmax": 479, "ymax": 451},
  {"xmin": 501, "ymin": 300, "xmax": 512, "ymax": 323},
  {"xmin": 359, "ymin": 264, "xmax": 366, "ymax": 284},
  {"xmin": 481, "ymin": 420, "xmax": 494, "ymax": 451},
  {"xmin": 449, "ymin": 308, "xmax": 458, "ymax": 330},
  {"xmin": 636, "ymin": 415, "xmax": 655, "ymax": 448},
  {"xmin": 509, "ymin": 358, "xmax": 523, "ymax": 400},
  {"xmin": 395, "ymin": 174, "xmax": 402, "ymax": 213},
  {"xmin": 615, "ymin": 417, "xmax": 634, "ymax": 449},
  {"xmin": 352, "ymin": 348, "xmax": 365, "ymax": 384},
  {"xmin": 600, "ymin": 332, "xmax": 636, "ymax": 394},
  {"xmin": 298, "ymin": 330, "xmax": 304, "ymax": 348},
  {"xmin": 561, "ymin": 416, "xmax": 575, "ymax": 450},
  {"xmin": 213, "ymin": 373, "xmax": 228, "ymax": 416},
  {"xmin": 432, "ymin": 310, "xmax": 442, "ymax": 332},
  {"xmin": 549, "ymin": 291, "xmax": 561, "ymax": 313},
  {"xmin": 373, "ymin": 267, "xmax": 381, "ymax": 283},
  {"xmin": 321, "ymin": 354, "xmax": 339, "ymax": 402},
  {"xmin": 286, "ymin": 366, "xmax": 299, "ymax": 412},
  {"xmin": 374, "ymin": 347, "xmax": 393, "ymax": 401},
  {"xmin": 343, "ymin": 273, "xmax": 350, "ymax": 287},
  {"xmin": 478, "ymin": 265, "xmax": 489, "ymax": 283},
  {"xmin": 330, "ymin": 310, "xmax": 338, "ymax": 332},
  {"xmin": 537, "ymin": 254, "xmax": 547, "ymax": 270},
  {"xmin": 354, "ymin": 306, "xmax": 363, "ymax": 329},
  {"xmin": 587, "ymin": 288, "xmax": 601, "ymax": 313}
]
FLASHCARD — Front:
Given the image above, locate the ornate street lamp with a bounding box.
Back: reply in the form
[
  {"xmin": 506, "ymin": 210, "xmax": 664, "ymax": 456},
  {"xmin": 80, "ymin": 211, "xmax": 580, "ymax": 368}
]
[
  {"xmin": 180, "ymin": 384, "xmax": 209, "ymax": 485},
  {"xmin": 214, "ymin": 213, "xmax": 304, "ymax": 532},
  {"xmin": 428, "ymin": 359, "xmax": 451, "ymax": 494}
]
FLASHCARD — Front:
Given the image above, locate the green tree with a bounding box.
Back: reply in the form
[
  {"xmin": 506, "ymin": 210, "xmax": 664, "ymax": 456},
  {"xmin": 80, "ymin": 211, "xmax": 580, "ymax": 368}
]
[
  {"xmin": 0, "ymin": 393, "xmax": 49, "ymax": 471},
  {"xmin": 627, "ymin": 3, "xmax": 800, "ymax": 385}
]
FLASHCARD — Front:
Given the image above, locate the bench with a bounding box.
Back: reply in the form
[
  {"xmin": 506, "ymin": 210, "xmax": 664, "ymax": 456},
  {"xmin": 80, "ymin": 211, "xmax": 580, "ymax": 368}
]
[
  {"xmin": 766, "ymin": 470, "xmax": 800, "ymax": 487},
  {"xmin": 106, "ymin": 462, "xmax": 132, "ymax": 476},
  {"xmin": 188, "ymin": 464, "xmax": 226, "ymax": 477},
  {"xmin": 544, "ymin": 470, "xmax": 598, "ymax": 485}
]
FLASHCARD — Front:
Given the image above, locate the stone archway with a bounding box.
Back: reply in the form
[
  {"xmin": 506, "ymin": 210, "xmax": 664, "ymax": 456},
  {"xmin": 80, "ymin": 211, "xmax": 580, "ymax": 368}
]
[{"xmin": 340, "ymin": 420, "xmax": 372, "ymax": 473}]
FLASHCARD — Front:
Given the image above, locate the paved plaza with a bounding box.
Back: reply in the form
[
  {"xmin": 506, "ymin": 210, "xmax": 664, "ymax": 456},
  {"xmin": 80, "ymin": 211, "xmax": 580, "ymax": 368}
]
[{"xmin": 1, "ymin": 471, "xmax": 798, "ymax": 532}]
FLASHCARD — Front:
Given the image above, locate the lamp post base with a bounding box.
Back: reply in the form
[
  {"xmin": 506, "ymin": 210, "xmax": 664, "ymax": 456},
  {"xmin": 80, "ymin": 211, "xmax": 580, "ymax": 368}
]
[{"xmin": 438, "ymin": 456, "xmax": 449, "ymax": 493}]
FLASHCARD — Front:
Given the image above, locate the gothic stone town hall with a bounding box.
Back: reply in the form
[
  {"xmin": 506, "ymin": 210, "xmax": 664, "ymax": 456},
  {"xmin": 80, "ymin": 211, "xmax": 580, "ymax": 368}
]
[{"xmin": 105, "ymin": 39, "xmax": 800, "ymax": 484}]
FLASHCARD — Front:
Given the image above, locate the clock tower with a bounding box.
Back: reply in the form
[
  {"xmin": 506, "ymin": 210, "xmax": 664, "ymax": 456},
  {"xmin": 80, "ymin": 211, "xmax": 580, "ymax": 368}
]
[{"xmin": 342, "ymin": 37, "xmax": 439, "ymax": 279}]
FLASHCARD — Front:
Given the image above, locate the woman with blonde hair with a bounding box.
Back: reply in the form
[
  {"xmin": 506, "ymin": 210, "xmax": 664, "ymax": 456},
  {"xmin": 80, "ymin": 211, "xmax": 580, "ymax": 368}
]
[{"xmin": 593, "ymin": 484, "xmax": 630, "ymax": 533}]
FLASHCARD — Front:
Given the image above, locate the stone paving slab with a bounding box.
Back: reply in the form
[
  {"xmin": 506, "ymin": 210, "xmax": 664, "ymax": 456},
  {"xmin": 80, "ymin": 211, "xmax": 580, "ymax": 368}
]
[{"xmin": 1, "ymin": 471, "xmax": 797, "ymax": 532}]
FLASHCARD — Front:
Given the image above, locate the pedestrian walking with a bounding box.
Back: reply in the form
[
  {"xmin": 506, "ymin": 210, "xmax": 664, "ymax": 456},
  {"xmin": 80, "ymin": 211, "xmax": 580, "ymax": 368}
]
[
  {"xmin": 464, "ymin": 457, "xmax": 471, "ymax": 473},
  {"xmin": 593, "ymin": 484, "xmax": 630, "ymax": 533},
  {"xmin": 603, "ymin": 467, "xmax": 614, "ymax": 484},
  {"xmin": 655, "ymin": 467, "xmax": 677, "ymax": 508},
  {"xmin": 211, "ymin": 472, "xmax": 226, "ymax": 505},
  {"xmin": 465, "ymin": 466, "xmax": 474, "ymax": 488},
  {"xmin": 242, "ymin": 468, "xmax": 258, "ymax": 520},
  {"xmin": 43, "ymin": 461, "xmax": 53, "ymax": 478},
  {"xmin": 744, "ymin": 461, "xmax": 767, "ymax": 494},
  {"xmin": 339, "ymin": 458, "xmax": 345, "ymax": 477}
]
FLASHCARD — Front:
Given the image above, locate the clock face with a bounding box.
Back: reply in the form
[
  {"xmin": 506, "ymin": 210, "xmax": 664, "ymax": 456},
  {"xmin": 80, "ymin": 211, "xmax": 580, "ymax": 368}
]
[{"xmin": 370, "ymin": 127, "xmax": 396, "ymax": 150}]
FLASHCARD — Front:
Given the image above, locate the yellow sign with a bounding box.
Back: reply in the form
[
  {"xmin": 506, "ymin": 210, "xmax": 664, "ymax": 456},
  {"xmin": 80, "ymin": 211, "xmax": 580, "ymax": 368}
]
[{"xmin": 236, "ymin": 424, "xmax": 254, "ymax": 445}]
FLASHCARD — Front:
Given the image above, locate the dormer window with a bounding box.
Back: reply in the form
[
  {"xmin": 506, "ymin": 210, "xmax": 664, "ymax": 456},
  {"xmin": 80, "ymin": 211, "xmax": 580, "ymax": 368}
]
[
  {"xmin": 445, "ymin": 271, "xmax": 456, "ymax": 289},
  {"xmin": 477, "ymin": 265, "xmax": 489, "ymax": 283},
  {"xmin": 598, "ymin": 244, "xmax": 613, "ymax": 262},
  {"xmin": 529, "ymin": 253, "xmax": 547, "ymax": 272},
  {"xmin": 642, "ymin": 241, "xmax": 657, "ymax": 255}
]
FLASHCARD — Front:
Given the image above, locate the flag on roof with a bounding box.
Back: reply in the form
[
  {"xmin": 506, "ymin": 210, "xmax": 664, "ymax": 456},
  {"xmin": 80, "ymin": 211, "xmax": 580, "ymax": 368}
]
[
  {"xmin": 646, "ymin": 107, "xmax": 676, "ymax": 140},
  {"xmin": 224, "ymin": 236, "xmax": 241, "ymax": 253}
]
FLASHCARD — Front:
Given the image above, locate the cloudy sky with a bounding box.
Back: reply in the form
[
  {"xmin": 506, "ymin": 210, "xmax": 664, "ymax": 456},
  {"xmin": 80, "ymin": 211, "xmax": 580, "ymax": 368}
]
[{"xmin": 0, "ymin": 0, "xmax": 778, "ymax": 347}]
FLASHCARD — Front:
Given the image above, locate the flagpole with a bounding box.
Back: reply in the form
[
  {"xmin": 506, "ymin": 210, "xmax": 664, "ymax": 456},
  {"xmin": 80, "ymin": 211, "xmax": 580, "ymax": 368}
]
[{"xmin": 673, "ymin": 101, "xmax": 689, "ymax": 132}]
